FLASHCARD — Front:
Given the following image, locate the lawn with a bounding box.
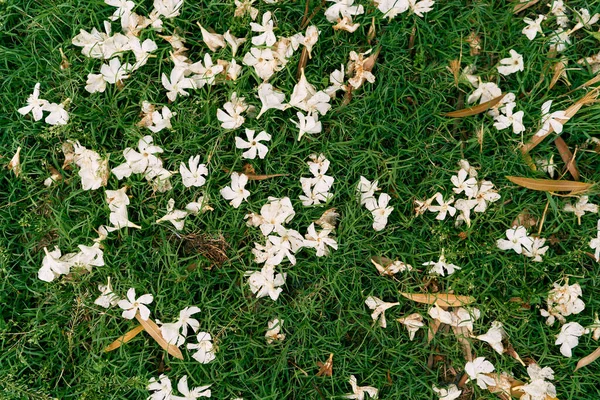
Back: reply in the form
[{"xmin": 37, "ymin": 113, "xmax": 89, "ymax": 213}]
[{"xmin": 1, "ymin": 0, "xmax": 600, "ymax": 399}]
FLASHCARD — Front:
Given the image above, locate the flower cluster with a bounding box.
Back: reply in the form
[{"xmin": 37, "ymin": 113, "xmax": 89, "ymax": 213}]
[
  {"xmin": 148, "ymin": 374, "xmax": 211, "ymax": 400},
  {"xmin": 540, "ymin": 281, "xmax": 585, "ymax": 326},
  {"xmin": 357, "ymin": 176, "xmax": 393, "ymax": 231},
  {"xmin": 18, "ymin": 83, "xmax": 69, "ymax": 125},
  {"xmin": 299, "ymin": 154, "xmax": 334, "ymax": 206},
  {"xmin": 38, "ymin": 243, "xmax": 104, "ymax": 282},
  {"xmin": 497, "ymin": 225, "xmax": 549, "ymax": 262}
]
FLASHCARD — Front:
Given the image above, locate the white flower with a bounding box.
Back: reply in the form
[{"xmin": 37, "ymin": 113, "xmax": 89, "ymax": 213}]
[
  {"xmin": 112, "ymin": 135, "xmax": 164, "ymax": 179},
  {"xmin": 156, "ymin": 198, "xmax": 188, "ymax": 231},
  {"xmin": 154, "ymin": 0, "xmax": 184, "ymax": 18},
  {"xmin": 364, "ymin": 193, "xmax": 393, "ymax": 231},
  {"xmin": 422, "ymin": 249, "xmax": 460, "ymax": 276},
  {"xmin": 234, "ymin": 0, "xmax": 258, "ymax": 19},
  {"xmin": 493, "ymin": 102, "xmax": 525, "ymax": 134},
  {"xmin": 101, "ymin": 57, "xmax": 132, "ymax": 84},
  {"xmin": 497, "ymin": 50, "xmax": 524, "ymax": 76},
  {"xmin": 549, "ymin": 28, "xmax": 571, "ymax": 52},
  {"xmin": 38, "ymin": 246, "xmax": 71, "ymax": 282},
  {"xmin": 301, "ymin": 25, "xmax": 319, "ymax": 58},
  {"xmin": 325, "ymin": 0, "xmax": 364, "ymax": 23},
  {"xmin": 536, "ymin": 155, "xmax": 556, "ymax": 178},
  {"xmin": 427, "ymin": 193, "xmax": 456, "ymax": 220},
  {"xmin": 365, "ymin": 296, "xmax": 399, "ymax": 328},
  {"xmin": 217, "ymin": 92, "xmax": 248, "ymax": 129},
  {"xmin": 265, "ymin": 318, "xmax": 285, "ymax": 343},
  {"xmin": 224, "ymin": 30, "xmax": 246, "ymax": 56},
  {"xmin": 7, "ymin": 146, "xmax": 21, "ymax": 177},
  {"xmin": 517, "ymin": 363, "xmax": 556, "ymax": 400},
  {"xmin": 235, "ymin": 129, "xmax": 271, "ymax": 159},
  {"xmin": 188, "ymin": 332, "xmax": 217, "ymax": 364},
  {"xmin": 292, "ymin": 112, "xmax": 322, "ymax": 141},
  {"xmin": 18, "ymin": 82, "xmax": 48, "ymax": 120},
  {"xmin": 256, "ymin": 83, "xmax": 288, "ymax": 118},
  {"xmin": 161, "ymin": 67, "xmax": 195, "ymax": 102},
  {"xmin": 375, "ymin": 0, "xmax": 409, "ymax": 20},
  {"xmin": 248, "ymin": 196, "xmax": 296, "ymax": 236},
  {"xmin": 473, "ymin": 180, "xmax": 500, "ymax": 212},
  {"xmin": 333, "ymin": 16, "xmax": 361, "ymax": 32},
  {"xmin": 475, "ymin": 321, "xmax": 506, "ymax": 354},
  {"xmin": 343, "ymin": 375, "xmax": 378, "ymax": 400},
  {"xmin": 197, "ymin": 23, "xmax": 226, "ymax": 52},
  {"xmin": 590, "ymin": 220, "xmax": 600, "ymax": 262},
  {"xmin": 148, "ymin": 106, "xmax": 175, "ymax": 133},
  {"xmin": 242, "ymin": 47, "xmax": 278, "ymax": 81},
  {"xmin": 42, "ymin": 102, "xmax": 69, "ymax": 125},
  {"xmin": 464, "ymin": 357, "xmax": 495, "ymax": 389},
  {"xmin": 556, "ymin": 322, "xmax": 588, "ymax": 357},
  {"xmin": 451, "ymin": 169, "xmax": 477, "ymax": 198},
  {"xmin": 372, "ymin": 258, "xmax": 412, "ymax": 276},
  {"xmin": 324, "ymin": 65, "xmax": 346, "ymax": 96},
  {"xmin": 85, "ymin": 73, "xmax": 107, "ymax": 94},
  {"xmin": 357, "ymin": 176, "xmax": 380, "ymax": 205},
  {"xmin": 523, "ymin": 15, "xmax": 546, "ymax": 40},
  {"xmin": 250, "ymin": 11, "xmax": 276, "ymax": 46},
  {"xmin": 396, "ymin": 313, "xmax": 424, "ymax": 340},
  {"xmin": 496, "ymin": 226, "xmax": 533, "ymax": 254},
  {"xmin": 347, "ymin": 50, "xmax": 376, "ymax": 89},
  {"xmin": 245, "ymin": 264, "xmax": 287, "ymax": 301},
  {"xmin": 172, "ymin": 375, "xmax": 211, "ymax": 399},
  {"xmin": 522, "ymin": 237, "xmax": 549, "ymax": 262},
  {"xmin": 564, "ymin": 196, "xmax": 598, "ymax": 219},
  {"xmin": 467, "ymin": 82, "xmax": 502, "ymax": 104},
  {"xmin": 433, "ymin": 384, "xmax": 462, "ymax": 400},
  {"xmin": 304, "ymin": 223, "xmax": 338, "ymax": 257},
  {"xmin": 71, "ymin": 141, "xmax": 109, "ymax": 190},
  {"xmin": 267, "ymin": 227, "xmax": 304, "ymax": 266},
  {"xmin": 189, "ymin": 53, "xmax": 223, "ymax": 88},
  {"xmin": 148, "ymin": 374, "xmax": 173, "ymax": 400},
  {"xmin": 95, "ymin": 277, "xmax": 120, "ymax": 308},
  {"xmin": 408, "ymin": 0, "xmax": 434, "ymax": 17},
  {"xmin": 220, "ymin": 172, "xmax": 250, "ymax": 208},
  {"xmin": 570, "ymin": 8, "xmax": 600, "ymax": 34},
  {"xmin": 105, "ymin": 187, "xmax": 142, "ymax": 230},
  {"xmin": 540, "ymin": 281, "xmax": 585, "ymax": 326},
  {"xmin": 118, "ymin": 288, "xmax": 153, "ymax": 320},
  {"xmin": 535, "ymin": 100, "xmax": 568, "ymax": 137},
  {"xmin": 180, "ymin": 155, "xmax": 208, "ymax": 187},
  {"xmin": 186, "ymin": 196, "xmax": 213, "ymax": 215}
]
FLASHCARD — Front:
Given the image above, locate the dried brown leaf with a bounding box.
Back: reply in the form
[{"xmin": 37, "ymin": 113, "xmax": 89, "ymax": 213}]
[
  {"xmin": 522, "ymin": 89, "xmax": 599, "ymax": 153},
  {"xmin": 554, "ymin": 137, "xmax": 580, "ymax": 180},
  {"xmin": 135, "ymin": 313, "xmax": 184, "ymax": 360},
  {"xmin": 444, "ymin": 94, "xmax": 506, "ymax": 118},
  {"xmin": 505, "ymin": 176, "xmax": 593, "ymax": 194},
  {"xmin": 575, "ymin": 345, "xmax": 600, "ymax": 371},
  {"xmin": 59, "ymin": 48, "xmax": 70, "ymax": 70},
  {"xmin": 428, "ymin": 317, "xmax": 442, "ymax": 343},
  {"xmin": 297, "ymin": 50, "xmax": 309, "ymax": 79},
  {"xmin": 399, "ymin": 292, "xmax": 476, "ymax": 307},
  {"xmin": 448, "ymin": 59, "xmax": 461, "ymax": 87},
  {"xmin": 223, "ymin": 164, "xmax": 288, "ymax": 181},
  {"xmin": 466, "ymin": 31, "xmax": 481, "ymax": 55},
  {"xmin": 549, "ymin": 60, "xmax": 570, "ymax": 90},
  {"xmin": 367, "ymin": 17, "xmax": 376, "ymax": 44},
  {"xmin": 513, "ymin": 0, "xmax": 539, "ymax": 13},
  {"xmin": 62, "ymin": 141, "xmax": 75, "ymax": 170},
  {"xmin": 512, "ymin": 209, "xmax": 537, "ymax": 229},
  {"xmin": 316, "ymin": 353, "xmax": 333, "ymax": 376},
  {"xmin": 177, "ymin": 233, "xmax": 229, "ymax": 264},
  {"xmin": 505, "ymin": 343, "xmax": 526, "ymax": 366},
  {"xmin": 104, "ymin": 325, "xmax": 145, "ymax": 352},
  {"xmin": 363, "ymin": 47, "xmax": 380, "ymax": 72}
]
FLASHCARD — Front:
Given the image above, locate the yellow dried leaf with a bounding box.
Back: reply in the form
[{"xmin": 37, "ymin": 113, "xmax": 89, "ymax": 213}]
[
  {"xmin": 316, "ymin": 353, "xmax": 333, "ymax": 377},
  {"xmin": 399, "ymin": 292, "xmax": 476, "ymax": 307},
  {"xmin": 448, "ymin": 59, "xmax": 461, "ymax": 87},
  {"xmin": 135, "ymin": 313, "xmax": 184, "ymax": 360},
  {"xmin": 513, "ymin": 0, "xmax": 539, "ymax": 14},
  {"xmin": 104, "ymin": 325, "xmax": 145, "ymax": 352},
  {"xmin": 505, "ymin": 176, "xmax": 593, "ymax": 194},
  {"xmin": 444, "ymin": 94, "xmax": 505, "ymax": 118},
  {"xmin": 575, "ymin": 346, "xmax": 600, "ymax": 371},
  {"xmin": 553, "ymin": 137, "xmax": 579, "ymax": 180}
]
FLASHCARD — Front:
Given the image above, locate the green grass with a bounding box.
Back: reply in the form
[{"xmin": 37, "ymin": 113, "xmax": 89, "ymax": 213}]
[{"xmin": 1, "ymin": 0, "xmax": 600, "ymax": 399}]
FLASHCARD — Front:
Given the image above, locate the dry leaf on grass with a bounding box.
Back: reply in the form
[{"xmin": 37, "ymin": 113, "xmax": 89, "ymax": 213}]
[
  {"xmin": 554, "ymin": 137, "xmax": 579, "ymax": 180},
  {"xmin": 521, "ymin": 89, "xmax": 599, "ymax": 153},
  {"xmin": 316, "ymin": 353, "xmax": 333, "ymax": 376},
  {"xmin": 448, "ymin": 59, "xmax": 461, "ymax": 87},
  {"xmin": 513, "ymin": 0, "xmax": 539, "ymax": 13},
  {"xmin": 505, "ymin": 176, "xmax": 593, "ymax": 194},
  {"xmin": 176, "ymin": 232, "xmax": 229, "ymax": 265},
  {"xmin": 400, "ymin": 292, "xmax": 476, "ymax": 307},
  {"xmin": 575, "ymin": 346, "xmax": 600, "ymax": 371},
  {"xmin": 444, "ymin": 94, "xmax": 506, "ymax": 117},
  {"xmin": 512, "ymin": 209, "xmax": 538, "ymax": 229},
  {"xmin": 367, "ymin": 17, "xmax": 376, "ymax": 44},
  {"xmin": 466, "ymin": 31, "xmax": 481, "ymax": 55},
  {"xmin": 241, "ymin": 164, "xmax": 287, "ymax": 180},
  {"xmin": 549, "ymin": 59, "xmax": 570, "ymax": 90},
  {"xmin": 135, "ymin": 313, "xmax": 184, "ymax": 360},
  {"xmin": 104, "ymin": 325, "xmax": 145, "ymax": 352}
]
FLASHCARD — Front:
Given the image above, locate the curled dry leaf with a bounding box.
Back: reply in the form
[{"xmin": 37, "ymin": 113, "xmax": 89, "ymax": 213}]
[
  {"xmin": 242, "ymin": 163, "xmax": 287, "ymax": 180},
  {"xmin": 62, "ymin": 141, "xmax": 75, "ymax": 170},
  {"xmin": 505, "ymin": 176, "xmax": 593, "ymax": 194},
  {"xmin": 549, "ymin": 60, "xmax": 570, "ymax": 90},
  {"xmin": 512, "ymin": 209, "xmax": 537, "ymax": 229},
  {"xmin": 448, "ymin": 59, "xmax": 461, "ymax": 87},
  {"xmin": 59, "ymin": 48, "xmax": 70, "ymax": 70},
  {"xmin": 554, "ymin": 137, "xmax": 580, "ymax": 181},
  {"xmin": 135, "ymin": 312, "xmax": 184, "ymax": 360},
  {"xmin": 575, "ymin": 345, "xmax": 600, "ymax": 371},
  {"xmin": 466, "ymin": 31, "xmax": 481, "ymax": 55},
  {"xmin": 444, "ymin": 94, "xmax": 506, "ymax": 117},
  {"xmin": 316, "ymin": 353, "xmax": 333, "ymax": 377},
  {"xmin": 399, "ymin": 292, "xmax": 476, "ymax": 307},
  {"xmin": 363, "ymin": 47, "xmax": 380, "ymax": 72},
  {"xmin": 367, "ymin": 17, "xmax": 376, "ymax": 45},
  {"xmin": 104, "ymin": 325, "xmax": 145, "ymax": 352}
]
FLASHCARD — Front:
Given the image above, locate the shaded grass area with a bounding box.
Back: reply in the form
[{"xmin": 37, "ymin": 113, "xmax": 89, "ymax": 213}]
[{"xmin": 1, "ymin": 0, "xmax": 600, "ymax": 398}]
